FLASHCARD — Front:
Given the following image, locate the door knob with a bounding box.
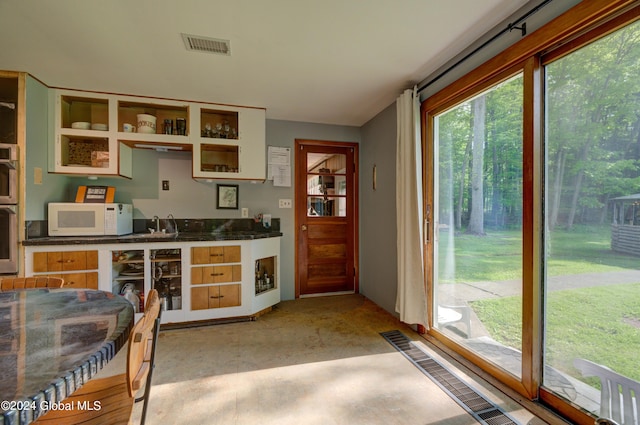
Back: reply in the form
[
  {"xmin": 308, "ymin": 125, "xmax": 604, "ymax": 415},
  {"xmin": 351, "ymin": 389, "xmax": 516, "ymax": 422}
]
[{"xmin": 301, "ymin": 224, "xmax": 307, "ymax": 231}]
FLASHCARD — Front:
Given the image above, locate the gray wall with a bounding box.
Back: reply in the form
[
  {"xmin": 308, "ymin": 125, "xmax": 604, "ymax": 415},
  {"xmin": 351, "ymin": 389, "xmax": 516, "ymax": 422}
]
[{"xmin": 359, "ymin": 102, "xmax": 398, "ymax": 315}]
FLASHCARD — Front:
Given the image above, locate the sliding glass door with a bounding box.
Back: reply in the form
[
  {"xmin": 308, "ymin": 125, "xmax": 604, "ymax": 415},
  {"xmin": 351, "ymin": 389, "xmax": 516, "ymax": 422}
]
[
  {"xmin": 423, "ymin": 3, "xmax": 639, "ymax": 423},
  {"xmin": 543, "ymin": 19, "xmax": 640, "ymax": 417},
  {"xmin": 432, "ymin": 73, "xmax": 525, "ymax": 378}
]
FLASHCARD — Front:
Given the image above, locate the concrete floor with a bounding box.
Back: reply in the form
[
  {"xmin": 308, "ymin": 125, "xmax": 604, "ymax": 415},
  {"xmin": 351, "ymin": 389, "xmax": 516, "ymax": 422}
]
[{"xmin": 102, "ymin": 294, "xmax": 558, "ymax": 425}]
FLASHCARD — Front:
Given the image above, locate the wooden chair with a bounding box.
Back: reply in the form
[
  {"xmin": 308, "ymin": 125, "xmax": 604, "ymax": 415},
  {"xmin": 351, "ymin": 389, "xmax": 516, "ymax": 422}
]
[
  {"xmin": 0, "ymin": 276, "xmax": 65, "ymax": 290},
  {"xmin": 35, "ymin": 289, "xmax": 161, "ymax": 425},
  {"xmin": 574, "ymin": 358, "xmax": 640, "ymax": 425}
]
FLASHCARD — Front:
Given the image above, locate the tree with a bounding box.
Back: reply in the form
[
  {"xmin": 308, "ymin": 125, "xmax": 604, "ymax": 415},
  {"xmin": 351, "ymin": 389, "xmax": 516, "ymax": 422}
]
[{"xmin": 467, "ymin": 95, "xmax": 486, "ymax": 235}]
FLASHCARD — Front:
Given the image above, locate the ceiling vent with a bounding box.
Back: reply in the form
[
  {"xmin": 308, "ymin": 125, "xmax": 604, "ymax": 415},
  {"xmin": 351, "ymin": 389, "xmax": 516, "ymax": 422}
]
[{"xmin": 181, "ymin": 34, "xmax": 231, "ymax": 56}]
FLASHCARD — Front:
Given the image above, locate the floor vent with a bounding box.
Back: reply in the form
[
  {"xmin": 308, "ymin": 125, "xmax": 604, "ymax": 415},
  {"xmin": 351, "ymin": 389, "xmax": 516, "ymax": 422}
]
[{"xmin": 381, "ymin": 330, "xmax": 520, "ymax": 425}]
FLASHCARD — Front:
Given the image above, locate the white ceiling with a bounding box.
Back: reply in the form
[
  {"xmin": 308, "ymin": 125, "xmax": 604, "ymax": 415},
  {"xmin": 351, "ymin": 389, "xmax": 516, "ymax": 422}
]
[{"xmin": 0, "ymin": 0, "xmax": 530, "ymax": 127}]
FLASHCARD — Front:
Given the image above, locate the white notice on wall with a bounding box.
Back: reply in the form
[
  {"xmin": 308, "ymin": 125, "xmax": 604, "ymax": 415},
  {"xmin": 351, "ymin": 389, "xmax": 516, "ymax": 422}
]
[{"xmin": 268, "ymin": 146, "xmax": 291, "ymax": 187}]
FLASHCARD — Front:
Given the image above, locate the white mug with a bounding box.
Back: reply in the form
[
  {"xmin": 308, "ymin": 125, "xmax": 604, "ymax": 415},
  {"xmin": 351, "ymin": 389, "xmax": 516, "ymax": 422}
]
[
  {"xmin": 137, "ymin": 114, "xmax": 157, "ymax": 134},
  {"xmin": 123, "ymin": 123, "xmax": 136, "ymax": 133}
]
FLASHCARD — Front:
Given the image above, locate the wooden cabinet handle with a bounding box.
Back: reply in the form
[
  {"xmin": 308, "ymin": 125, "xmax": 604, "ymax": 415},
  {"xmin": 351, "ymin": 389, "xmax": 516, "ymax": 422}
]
[
  {"xmin": 58, "ymin": 259, "xmax": 75, "ymax": 263},
  {"xmin": 210, "ymin": 273, "xmax": 224, "ymax": 276},
  {"xmin": 209, "ymin": 295, "xmax": 224, "ymax": 299},
  {"xmin": 210, "ymin": 254, "xmax": 224, "ymax": 257}
]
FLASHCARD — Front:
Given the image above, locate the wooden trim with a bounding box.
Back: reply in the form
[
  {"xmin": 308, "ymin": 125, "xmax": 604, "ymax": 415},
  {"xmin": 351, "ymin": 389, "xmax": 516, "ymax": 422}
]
[
  {"xmin": 520, "ymin": 55, "xmax": 544, "ymax": 400},
  {"xmin": 294, "ymin": 139, "xmax": 359, "ymax": 298},
  {"xmin": 542, "ymin": 4, "xmax": 640, "ymax": 65},
  {"xmin": 17, "ymin": 73, "xmax": 27, "ymax": 276},
  {"xmin": 422, "ymin": 0, "xmax": 636, "ymax": 112},
  {"xmin": 540, "ymin": 388, "xmax": 595, "ymax": 425}
]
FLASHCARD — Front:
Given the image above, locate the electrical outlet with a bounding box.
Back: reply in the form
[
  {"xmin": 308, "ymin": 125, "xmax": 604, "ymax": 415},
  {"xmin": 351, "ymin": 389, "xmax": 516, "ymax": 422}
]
[
  {"xmin": 279, "ymin": 199, "xmax": 292, "ymax": 208},
  {"xmin": 241, "ymin": 208, "xmax": 249, "ymax": 218}
]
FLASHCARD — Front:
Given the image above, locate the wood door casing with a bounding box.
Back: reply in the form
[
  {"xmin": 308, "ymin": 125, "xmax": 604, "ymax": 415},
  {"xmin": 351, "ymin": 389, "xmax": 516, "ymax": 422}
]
[{"xmin": 295, "ymin": 140, "xmax": 359, "ymax": 297}]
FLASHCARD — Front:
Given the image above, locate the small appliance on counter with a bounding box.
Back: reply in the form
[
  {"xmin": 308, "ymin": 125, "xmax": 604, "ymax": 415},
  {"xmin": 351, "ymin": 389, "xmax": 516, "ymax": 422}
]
[{"xmin": 48, "ymin": 203, "xmax": 133, "ymax": 236}]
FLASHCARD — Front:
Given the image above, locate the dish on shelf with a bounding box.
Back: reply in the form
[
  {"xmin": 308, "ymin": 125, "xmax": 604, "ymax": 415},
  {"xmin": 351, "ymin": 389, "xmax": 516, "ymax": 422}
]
[
  {"xmin": 71, "ymin": 121, "xmax": 91, "ymax": 129},
  {"xmin": 120, "ymin": 270, "xmax": 144, "ymax": 276},
  {"xmin": 91, "ymin": 123, "xmax": 108, "ymax": 131}
]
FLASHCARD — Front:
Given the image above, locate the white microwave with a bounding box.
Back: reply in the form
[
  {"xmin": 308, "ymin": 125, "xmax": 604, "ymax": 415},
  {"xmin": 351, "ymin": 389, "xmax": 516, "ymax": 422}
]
[{"xmin": 48, "ymin": 203, "xmax": 133, "ymax": 236}]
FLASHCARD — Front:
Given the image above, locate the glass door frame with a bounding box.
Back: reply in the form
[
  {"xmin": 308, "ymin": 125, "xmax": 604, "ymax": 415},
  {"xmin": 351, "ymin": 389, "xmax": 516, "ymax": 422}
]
[
  {"xmin": 423, "ymin": 59, "xmax": 541, "ymax": 401},
  {"xmin": 419, "ymin": 2, "xmax": 639, "ymax": 423}
]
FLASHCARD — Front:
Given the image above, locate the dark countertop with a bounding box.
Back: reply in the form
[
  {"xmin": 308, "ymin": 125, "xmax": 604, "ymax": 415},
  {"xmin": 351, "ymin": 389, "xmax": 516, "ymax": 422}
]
[
  {"xmin": 0, "ymin": 288, "xmax": 133, "ymax": 424},
  {"xmin": 22, "ymin": 231, "xmax": 283, "ymax": 246}
]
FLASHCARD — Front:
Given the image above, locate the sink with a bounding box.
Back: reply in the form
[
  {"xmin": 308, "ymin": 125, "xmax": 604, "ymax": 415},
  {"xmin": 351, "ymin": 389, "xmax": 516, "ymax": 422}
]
[{"xmin": 121, "ymin": 232, "xmax": 179, "ymax": 239}]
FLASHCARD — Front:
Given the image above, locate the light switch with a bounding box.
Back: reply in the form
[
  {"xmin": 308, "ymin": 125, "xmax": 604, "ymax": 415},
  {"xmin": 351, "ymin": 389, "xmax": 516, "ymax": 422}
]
[
  {"xmin": 34, "ymin": 167, "xmax": 43, "ymax": 185},
  {"xmin": 162, "ymin": 180, "xmax": 169, "ymax": 190}
]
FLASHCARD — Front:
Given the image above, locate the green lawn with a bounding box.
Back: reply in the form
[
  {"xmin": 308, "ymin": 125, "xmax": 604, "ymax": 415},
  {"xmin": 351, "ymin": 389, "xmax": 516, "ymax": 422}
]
[
  {"xmin": 471, "ymin": 283, "xmax": 640, "ymax": 385},
  {"xmin": 442, "ymin": 225, "xmax": 640, "ymax": 385},
  {"xmin": 438, "ymin": 225, "xmax": 639, "ymax": 282}
]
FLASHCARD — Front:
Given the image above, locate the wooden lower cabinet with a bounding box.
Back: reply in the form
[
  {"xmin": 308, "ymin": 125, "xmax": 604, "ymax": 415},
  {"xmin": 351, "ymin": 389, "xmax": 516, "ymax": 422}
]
[
  {"xmin": 33, "ymin": 250, "xmax": 98, "ymax": 272},
  {"xmin": 31, "ymin": 250, "xmax": 99, "ymax": 289},
  {"xmin": 191, "ymin": 284, "xmax": 241, "ymax": 310},
  {"xmin": 191, "ymin": 245, "xmax": 241, "ymax": 265},
  {"xmin": 191, "ymin": 264, "xmax": 241, "ymax": 284}
]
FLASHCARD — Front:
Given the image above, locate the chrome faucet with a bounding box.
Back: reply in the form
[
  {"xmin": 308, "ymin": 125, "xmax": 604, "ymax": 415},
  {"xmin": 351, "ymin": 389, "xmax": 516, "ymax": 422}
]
[
  {"xmin": 167, "ymin": 214, "xmax": 178, "ymax": 235},
  {"xmin": 153, "ymin": 215, "xmax": 160, "ymax": 233}
]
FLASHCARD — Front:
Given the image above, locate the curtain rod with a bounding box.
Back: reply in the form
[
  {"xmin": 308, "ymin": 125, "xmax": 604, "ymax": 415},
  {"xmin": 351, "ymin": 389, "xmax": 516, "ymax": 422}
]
[{"xmin": 416, "ymin": 0, "xmax": 553, "ymax": 94}]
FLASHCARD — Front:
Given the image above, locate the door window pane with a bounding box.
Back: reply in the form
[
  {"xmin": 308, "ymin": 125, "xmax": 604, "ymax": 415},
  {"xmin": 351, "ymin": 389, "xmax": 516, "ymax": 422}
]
[
  {"xmin": 307, "ymin": 153, "xmax": 346, "ymax": 217},
  {"xmin": 433, "ymin": 74, "xmax": 524, "ymax": 377},
  {"xmin": 544, "ymin": 20, "xmax": 640, "ymax": 415}
]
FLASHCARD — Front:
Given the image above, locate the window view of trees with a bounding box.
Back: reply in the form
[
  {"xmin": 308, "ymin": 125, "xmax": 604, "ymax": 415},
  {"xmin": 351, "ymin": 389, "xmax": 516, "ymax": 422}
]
[
  {"xmin": 543, "ymin": 20, "xmax": 640, "ymax": 415},
  {"xmin": 546, "ymin": 22, "xmax": 640, "ymax": 230},
  {"xmin": 434, "ymin": 74, "xmax": 524, "ymax": 376},
  {"xmin": 437, "ymin": 75, "xmax": 523, "ymax": 234}
]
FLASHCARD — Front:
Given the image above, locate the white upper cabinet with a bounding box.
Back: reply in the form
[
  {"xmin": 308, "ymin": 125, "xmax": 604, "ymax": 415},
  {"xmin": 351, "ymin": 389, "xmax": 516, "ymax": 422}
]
[
  {"xmin": 191, "ymin": 104, "xmax": 266, "ymax": 181},
  {"xmin": 50, "ymin": 89, "xmax": 266, "ymax": 180},
  {"xmin": 50, "ymin": 89, "xmax": 132, "ymax": 177}
]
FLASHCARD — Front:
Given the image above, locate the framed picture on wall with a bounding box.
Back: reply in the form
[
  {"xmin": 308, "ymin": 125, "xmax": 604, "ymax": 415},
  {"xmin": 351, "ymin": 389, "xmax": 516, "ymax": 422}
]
[{"xmin": 216, "ymin": 184, "xmax": 239, "ymax": 209}]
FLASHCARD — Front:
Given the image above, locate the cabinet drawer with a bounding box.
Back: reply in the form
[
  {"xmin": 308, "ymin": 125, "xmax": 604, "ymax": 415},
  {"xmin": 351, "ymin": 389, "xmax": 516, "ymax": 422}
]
[
  {"xmin": 32, "ymin": 250, "xmax": 98, "ymax": 272},
  {"xmin": 191, "ymin": 264, "xmax": 241, "ymax": 285},
  {"xmin": 34, "ymin": 272, "xmax": 98, "ymax": 289},
  {"xmin": 191, "ymin": 284, "xmax": 241, "ymax": 310},
  {"xmin": 191, "ymin": 245, "xmax": 241, "ymax": 264},
  {"xmin": 63, "ymin": 272, "xmax": 99, "ymax": 289}
]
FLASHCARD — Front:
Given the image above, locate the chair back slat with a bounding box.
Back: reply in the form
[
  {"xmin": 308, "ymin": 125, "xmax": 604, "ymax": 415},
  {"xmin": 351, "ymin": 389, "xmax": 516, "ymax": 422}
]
[
  {"xmin": 126, "ymin": 288, "xmax": 161, "ymax": 398},
  {"xmin": 0, "ymin": 277, "xmax": 65, "ymax": 290}
]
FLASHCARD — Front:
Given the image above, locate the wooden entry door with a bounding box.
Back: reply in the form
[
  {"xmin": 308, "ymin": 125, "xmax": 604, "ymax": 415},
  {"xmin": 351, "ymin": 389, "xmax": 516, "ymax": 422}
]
[{"xmin": 295, "ymin": 140, "xmax": 358, "ymax": 297}]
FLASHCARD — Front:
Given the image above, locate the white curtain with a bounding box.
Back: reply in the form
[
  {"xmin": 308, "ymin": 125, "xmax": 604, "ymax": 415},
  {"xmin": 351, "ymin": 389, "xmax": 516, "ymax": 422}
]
[{"xmin": 395, "ymin": 87, "xmax": 428, "ymax": 328}]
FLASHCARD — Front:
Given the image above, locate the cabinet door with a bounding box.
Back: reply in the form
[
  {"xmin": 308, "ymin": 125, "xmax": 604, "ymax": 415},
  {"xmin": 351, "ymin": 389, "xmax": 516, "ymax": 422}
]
[
  {"xmin": 219, "ymin": 284, "xmax": 241, "ymax": 308},
  {"xmin": 46, "ymin": 252, "xmax": 63, "ymax": 272},
  {"xmin": 191, "ymin": 247, "xmax": 211, "ymax": 264},
  {"xmin": 85, "ymin": 271, "xmax": 99, "ymax": 289},
  {"xmin": 33, "ymin": 252, "xmax": 52, "ymax": 272},
  {"xmin": 63, "ymin": 272, "xmax": 87, "ymax": 289},
  {"xmin": 86, "ymin": 251, "xmax": 98, "ymax": 269},
  {"xmin": 223, "ymin": 246, "xmax": 241, "ymax": 263},
  {"xmin": 191, "ymin": 284, "xmax": 240, "ymax": 310},
  {"xmin": 191, "ymin": 266, "xmax": 204, "ymax": 285},
  {"xmin": 62, "ymin": 251, "xmax": 88, "ymax": 271},
  {"xmin": 191, "ymin": 286, "xmax": 211, "ymax": 310},
  {"xmin": 207, "ymin": 265, "xmax": 232, "ymax": 284}
]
